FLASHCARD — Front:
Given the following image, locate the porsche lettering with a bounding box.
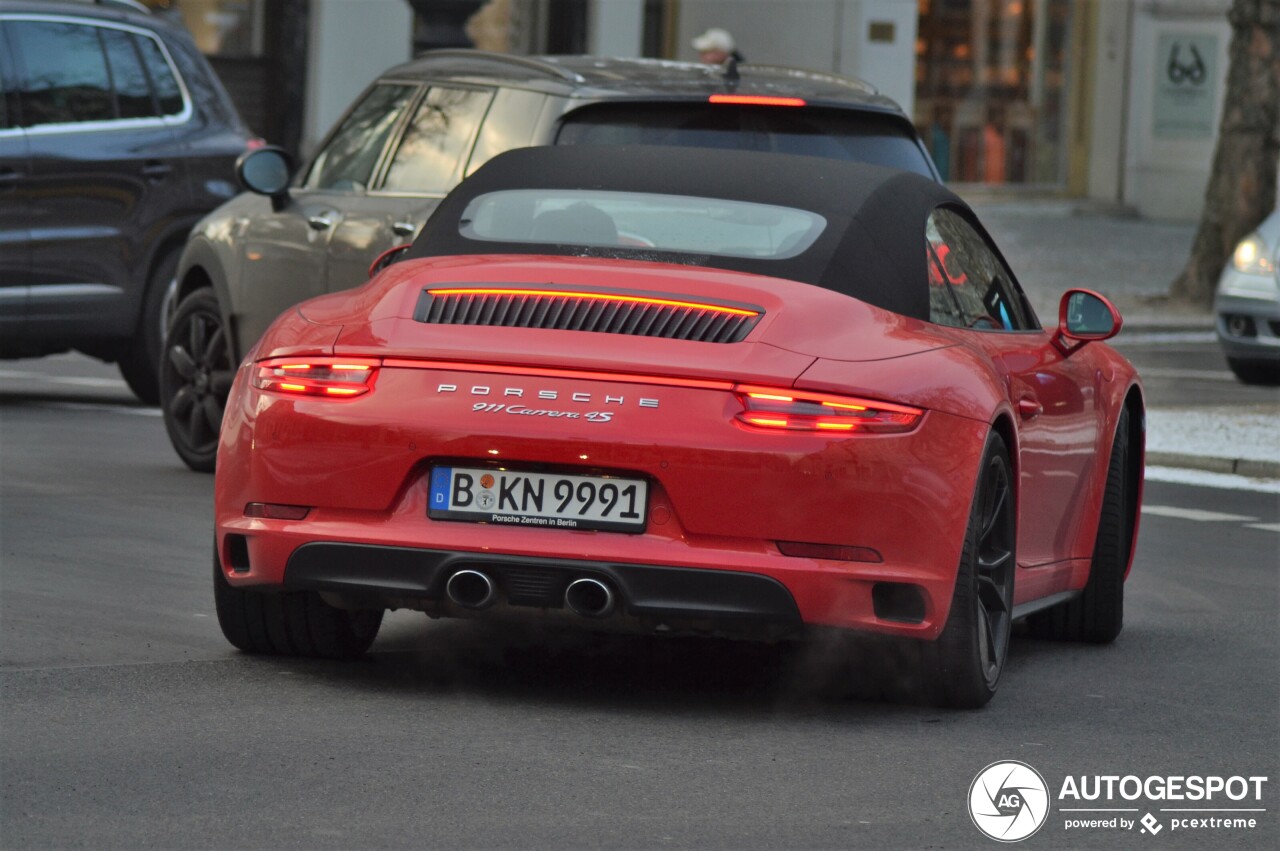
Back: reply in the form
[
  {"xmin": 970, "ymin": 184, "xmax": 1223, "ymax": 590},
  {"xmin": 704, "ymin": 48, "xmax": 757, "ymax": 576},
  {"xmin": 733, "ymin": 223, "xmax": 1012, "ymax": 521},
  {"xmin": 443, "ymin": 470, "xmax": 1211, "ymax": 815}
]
[{"xmin": 437, "ymin": 384, "xmax": 657, "ymax": 408}]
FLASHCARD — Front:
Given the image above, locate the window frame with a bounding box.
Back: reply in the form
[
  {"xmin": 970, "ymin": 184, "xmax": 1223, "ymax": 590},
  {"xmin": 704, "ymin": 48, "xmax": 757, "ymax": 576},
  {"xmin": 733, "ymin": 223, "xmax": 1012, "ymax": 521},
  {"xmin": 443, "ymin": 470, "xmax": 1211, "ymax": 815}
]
[
  {"xmin": 373, "ymin": 83, "xmax": 496, "ymax": 198},
  {"xmin": 298, "ymin": 79, "xmax": 423, "ymax": 195},
  {"xmin": 924, "ymin": 204, "xmax": 1041, "ymax": 333},
  {"xmin": 0, "ymin": 14, "xmax": 192, "ymax": 136}
]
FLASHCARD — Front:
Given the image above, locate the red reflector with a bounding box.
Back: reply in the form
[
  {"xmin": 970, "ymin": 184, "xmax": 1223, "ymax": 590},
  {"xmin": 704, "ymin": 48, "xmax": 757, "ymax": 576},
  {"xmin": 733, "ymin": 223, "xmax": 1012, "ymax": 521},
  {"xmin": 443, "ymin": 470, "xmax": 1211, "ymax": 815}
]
[
  {"xmin": 777, "ymin": 541, "xmax": 883, "ymax": 563},
  {"xmin": 244, "ymin": 503, "xmax": 311, "ymax": 520},
  {"xmin": 253, "ymin": 357, "xmax": 379, "ymax": 398},
  {"xmin": 709, "ymin": 94, "xmax": 806, "ymax": 107},
  {"xmin": 733, "ymin": 384, "xmax": 922, "ymax": 434}
]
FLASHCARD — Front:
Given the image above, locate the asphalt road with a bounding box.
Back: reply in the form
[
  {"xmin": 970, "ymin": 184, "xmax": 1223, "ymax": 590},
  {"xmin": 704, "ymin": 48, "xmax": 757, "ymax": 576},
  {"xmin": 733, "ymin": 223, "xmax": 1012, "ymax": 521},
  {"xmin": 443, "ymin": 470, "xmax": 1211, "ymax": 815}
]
[{"xmin": 1, "ymin": 352, "xmax": 1277, "ymax": 849}]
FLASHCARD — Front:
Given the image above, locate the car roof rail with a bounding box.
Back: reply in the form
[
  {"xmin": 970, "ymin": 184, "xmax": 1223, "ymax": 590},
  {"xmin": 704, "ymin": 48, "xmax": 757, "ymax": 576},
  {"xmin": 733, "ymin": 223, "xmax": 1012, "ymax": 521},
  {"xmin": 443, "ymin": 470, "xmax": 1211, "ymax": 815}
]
[
  {"xmin": 415, "ymin": 49, "xmax": 586, "ymax": 84},
  {"xmin": 737, "ymin": 63, "xmax": 877, "ymax": 94},
  {"xmin": 93, "ymin": 0, "xmax": 152, "ymax": 13}
]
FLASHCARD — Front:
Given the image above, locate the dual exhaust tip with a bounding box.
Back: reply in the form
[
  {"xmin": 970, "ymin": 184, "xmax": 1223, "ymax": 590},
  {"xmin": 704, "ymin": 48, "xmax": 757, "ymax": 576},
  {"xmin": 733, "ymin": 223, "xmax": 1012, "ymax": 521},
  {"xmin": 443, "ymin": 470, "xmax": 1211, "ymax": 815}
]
[{"xmin": 444, "ymin": 569, "xmax": 615, "ymax": 618}]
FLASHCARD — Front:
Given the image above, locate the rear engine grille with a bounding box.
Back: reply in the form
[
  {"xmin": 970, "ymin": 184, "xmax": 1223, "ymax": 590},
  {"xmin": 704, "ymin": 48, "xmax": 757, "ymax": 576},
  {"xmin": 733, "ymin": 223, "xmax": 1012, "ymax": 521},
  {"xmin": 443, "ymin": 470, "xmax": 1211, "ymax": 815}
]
[{"xmin": 415, "ymin": 288, "xmax": 762, "ymax": 343}]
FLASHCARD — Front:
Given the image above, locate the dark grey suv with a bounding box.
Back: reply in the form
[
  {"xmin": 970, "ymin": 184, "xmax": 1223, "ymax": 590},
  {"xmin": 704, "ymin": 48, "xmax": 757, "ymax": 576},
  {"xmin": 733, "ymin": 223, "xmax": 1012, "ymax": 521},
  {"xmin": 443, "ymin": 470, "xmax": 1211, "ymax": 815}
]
[
  {"xmin": 0, "ymin": 0, "xmax": 255, "ymax": 402},
  {"xmin": 162, "ymin": 50, "xmax": 939, "ymax": 470}
]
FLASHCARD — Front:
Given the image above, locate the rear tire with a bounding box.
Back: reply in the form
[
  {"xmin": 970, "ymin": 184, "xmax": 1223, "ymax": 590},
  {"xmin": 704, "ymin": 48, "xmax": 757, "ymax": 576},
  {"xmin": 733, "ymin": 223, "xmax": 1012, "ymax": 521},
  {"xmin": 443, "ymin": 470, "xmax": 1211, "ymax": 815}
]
[
  {"xmin": 922, "ymin": 430, "xmax": 1016, "ymax": 709},
  {"xmin": 118, "ymin": 251, "xmax": 178, "ymax": 405},
  {"xmin": 213, "ymin": 550, "xmax": 382, "ymax": 659},
  {"xmin": 161, "ymin": 288, "xmax": 233, "ymax": 472},
  {"xmin": 1028, "ymin": 407, "xmax": 1132, "ymax": 643}
]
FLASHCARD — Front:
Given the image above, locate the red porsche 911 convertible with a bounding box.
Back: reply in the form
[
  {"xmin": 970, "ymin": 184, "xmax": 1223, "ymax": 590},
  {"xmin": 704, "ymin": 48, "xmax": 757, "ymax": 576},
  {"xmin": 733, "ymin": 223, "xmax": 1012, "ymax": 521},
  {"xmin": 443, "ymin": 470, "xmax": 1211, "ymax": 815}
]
[{"xmin": 212, "ymin": 146, "xmax": 1144, "ymax": 707}]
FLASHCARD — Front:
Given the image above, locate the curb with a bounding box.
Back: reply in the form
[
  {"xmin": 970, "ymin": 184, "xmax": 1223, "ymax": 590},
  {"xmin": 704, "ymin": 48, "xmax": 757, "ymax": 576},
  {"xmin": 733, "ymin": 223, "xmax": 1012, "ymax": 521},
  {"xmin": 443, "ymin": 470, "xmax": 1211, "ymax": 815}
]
[{"xmin": 1147, "ymin": 451, "xmax": 1280, "ymax": 480}]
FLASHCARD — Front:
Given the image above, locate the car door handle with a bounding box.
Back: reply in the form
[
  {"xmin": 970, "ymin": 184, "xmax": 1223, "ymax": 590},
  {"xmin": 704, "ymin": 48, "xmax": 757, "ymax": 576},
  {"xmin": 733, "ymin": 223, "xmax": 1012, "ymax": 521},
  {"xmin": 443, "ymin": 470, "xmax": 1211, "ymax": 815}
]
[
  {"xmin": 308, "ymin": 213, "xmax": 335, "ymax": 231},
  {"xmin": 141, "ymin": 161, "xmax": 172, "ymax": 182},
  {"xmin": 1017, "ymin": 396, "xmax": 1043, "ymax": 419},
  {"xmin": 392, "ymin": 221, "xmax": 416, "ymax": 237},
  {"xmin": 0, "ymin": 168, "xmax": 20, "ymax": 190}
]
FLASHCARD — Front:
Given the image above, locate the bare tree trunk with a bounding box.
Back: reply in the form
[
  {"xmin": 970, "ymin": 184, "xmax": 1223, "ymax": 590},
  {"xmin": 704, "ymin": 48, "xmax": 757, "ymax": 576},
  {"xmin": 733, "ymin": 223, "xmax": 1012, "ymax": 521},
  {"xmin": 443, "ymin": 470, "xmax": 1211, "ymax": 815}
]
[{"xmin": 1170, "ymin": 0, "xmax": 1280, "ymax": 307}]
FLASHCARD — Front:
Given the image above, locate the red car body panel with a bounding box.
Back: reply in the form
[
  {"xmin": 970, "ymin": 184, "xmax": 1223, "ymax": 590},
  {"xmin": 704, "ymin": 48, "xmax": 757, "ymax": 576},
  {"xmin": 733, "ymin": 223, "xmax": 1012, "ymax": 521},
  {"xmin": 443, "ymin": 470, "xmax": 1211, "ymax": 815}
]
[{"xmin": 215, "ymin": 253, "xmax": 1142, "ymax": 640}]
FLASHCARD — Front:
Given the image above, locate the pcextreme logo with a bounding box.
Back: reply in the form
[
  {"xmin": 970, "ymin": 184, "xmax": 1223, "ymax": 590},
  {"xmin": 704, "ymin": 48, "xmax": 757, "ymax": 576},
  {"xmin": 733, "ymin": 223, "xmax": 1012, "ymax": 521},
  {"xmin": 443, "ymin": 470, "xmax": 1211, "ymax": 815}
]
[{"xmin": 968, "ymin": 762, "xmax": 1270, "ymax": 842}]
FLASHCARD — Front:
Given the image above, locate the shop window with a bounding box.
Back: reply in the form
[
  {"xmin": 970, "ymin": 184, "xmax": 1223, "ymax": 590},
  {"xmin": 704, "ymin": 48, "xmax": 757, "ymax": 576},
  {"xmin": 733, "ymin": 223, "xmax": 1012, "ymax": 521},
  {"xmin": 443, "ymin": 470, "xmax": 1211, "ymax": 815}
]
[
  {"xmin": 151, "ymin": 0, "xmax": 266, "ymax": 58},
  {"xmin": 916, "ymin": 0, "xmax": 1074, "ymax": 186}
]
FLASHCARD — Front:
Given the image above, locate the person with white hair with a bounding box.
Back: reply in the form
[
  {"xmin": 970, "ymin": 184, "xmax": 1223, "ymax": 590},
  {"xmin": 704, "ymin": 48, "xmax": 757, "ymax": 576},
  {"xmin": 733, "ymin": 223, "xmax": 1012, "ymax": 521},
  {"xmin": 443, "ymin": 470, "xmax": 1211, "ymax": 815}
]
[{"xmin": 691, "ymin": 27, "xmax": 743, "ymax": 65}]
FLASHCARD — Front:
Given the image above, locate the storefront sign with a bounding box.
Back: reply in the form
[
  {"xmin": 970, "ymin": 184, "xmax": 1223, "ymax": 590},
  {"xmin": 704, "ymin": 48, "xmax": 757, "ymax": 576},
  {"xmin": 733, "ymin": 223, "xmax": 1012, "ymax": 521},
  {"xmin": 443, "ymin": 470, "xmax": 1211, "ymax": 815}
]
[{"xmin": 1153, "ymin": 32, "xmax": 1219, "ymax": 137}]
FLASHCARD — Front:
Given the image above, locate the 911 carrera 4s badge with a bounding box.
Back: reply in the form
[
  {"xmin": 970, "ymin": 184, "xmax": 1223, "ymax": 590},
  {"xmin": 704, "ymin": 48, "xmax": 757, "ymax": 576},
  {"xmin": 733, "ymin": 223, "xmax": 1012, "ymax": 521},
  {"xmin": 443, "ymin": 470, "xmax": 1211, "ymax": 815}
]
[{"xmin": 428, "ymin": 466, "xmax": 648, "ymax": 533}]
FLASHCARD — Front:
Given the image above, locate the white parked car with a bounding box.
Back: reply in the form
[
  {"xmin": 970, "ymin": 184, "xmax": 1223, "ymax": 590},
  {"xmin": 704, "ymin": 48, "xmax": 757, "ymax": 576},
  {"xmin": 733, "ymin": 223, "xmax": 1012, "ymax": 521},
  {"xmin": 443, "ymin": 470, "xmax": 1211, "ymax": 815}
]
[{"xmin": 1215, "ymin": 209, "xmax": 1280, "ymax": 385}]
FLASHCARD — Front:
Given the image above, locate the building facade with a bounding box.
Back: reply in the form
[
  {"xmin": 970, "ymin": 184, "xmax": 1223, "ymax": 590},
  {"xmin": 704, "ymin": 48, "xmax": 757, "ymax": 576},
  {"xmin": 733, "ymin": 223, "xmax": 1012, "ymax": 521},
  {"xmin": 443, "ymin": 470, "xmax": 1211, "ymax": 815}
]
[{"xmin": 150, "ymin": 0, "xmax": 1239, "ymax": 222}]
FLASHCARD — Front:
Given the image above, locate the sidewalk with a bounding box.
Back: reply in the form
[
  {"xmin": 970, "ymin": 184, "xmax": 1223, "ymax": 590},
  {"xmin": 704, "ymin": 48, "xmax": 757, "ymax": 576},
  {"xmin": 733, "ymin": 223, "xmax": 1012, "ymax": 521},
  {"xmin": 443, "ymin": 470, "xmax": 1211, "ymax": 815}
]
[
  {"xmin": 966, "ymin": 198, "xmax": 1278, "ymax": 481},
  {"xmin": 966, "ymin": 197, "xmax": 1204, "ymax": 328}
]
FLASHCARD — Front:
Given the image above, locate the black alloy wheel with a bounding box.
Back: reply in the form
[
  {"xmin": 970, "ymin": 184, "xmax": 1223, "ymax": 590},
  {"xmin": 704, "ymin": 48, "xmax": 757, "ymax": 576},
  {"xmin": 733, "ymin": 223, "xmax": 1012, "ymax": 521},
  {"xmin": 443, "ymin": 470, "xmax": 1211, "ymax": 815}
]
[
  {"xmin": 161, "ymin": 288, "xmax": 233, "ymax": 472},
  {"xmin": 926, "ymin": 431, "xmax": 1016, "ymax": 708},
  {"xmin": 972, "ymin": 444, "xmax": 1016, "ymax": 684}
]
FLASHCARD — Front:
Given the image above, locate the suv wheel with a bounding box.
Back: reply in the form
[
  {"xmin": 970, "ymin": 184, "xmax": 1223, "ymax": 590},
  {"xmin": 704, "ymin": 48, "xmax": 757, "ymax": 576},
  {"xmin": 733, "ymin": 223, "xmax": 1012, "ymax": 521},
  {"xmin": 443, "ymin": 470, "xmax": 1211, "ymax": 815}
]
[
  {"xmin": 118, "ymin": 251, "xmax": 179, "ymax": 405},
  {"xmin": 161, "ymin": 288, "xmax": 233, "ymax": 472}
]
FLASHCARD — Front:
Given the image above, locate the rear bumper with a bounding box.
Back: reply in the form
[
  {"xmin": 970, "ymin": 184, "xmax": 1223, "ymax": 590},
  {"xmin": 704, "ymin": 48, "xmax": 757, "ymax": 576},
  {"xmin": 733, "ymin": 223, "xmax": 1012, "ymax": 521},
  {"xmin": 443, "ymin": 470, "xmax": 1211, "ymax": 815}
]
[
  {"xmin": 217, "ymin": 511, "xmax": 957, "ymax": 639},
  {"xmin": 215, "ymin": 359, "xmax": 992, "ymax": 640},
  {"xmin": 285, "ymin": 542, "xmax": 802, "ymax": 634}
]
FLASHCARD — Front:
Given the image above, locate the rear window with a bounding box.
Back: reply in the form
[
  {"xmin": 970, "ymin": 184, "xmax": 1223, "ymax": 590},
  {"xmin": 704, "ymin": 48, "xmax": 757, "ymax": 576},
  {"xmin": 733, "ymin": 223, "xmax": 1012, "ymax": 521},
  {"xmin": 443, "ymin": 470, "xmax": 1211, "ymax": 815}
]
[
  {"xmin": 459, "ymin": 189, "xmax": 827, "ymax": 260},
  {"xmin": 556, "ymin": 103, "xmax": 934, "ymax": 176}
]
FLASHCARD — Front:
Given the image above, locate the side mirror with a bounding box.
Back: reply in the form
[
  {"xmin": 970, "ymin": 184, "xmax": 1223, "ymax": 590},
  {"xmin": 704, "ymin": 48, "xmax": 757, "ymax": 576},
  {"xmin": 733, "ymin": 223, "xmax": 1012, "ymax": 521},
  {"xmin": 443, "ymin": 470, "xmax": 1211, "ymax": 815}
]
[
  {"xmin": 368, "ymin": 244, "xmax": 411, "ymax": 278},
  {"xmin": 1054, "ymin": 288, "xmax": 1122, "ymax": 355},
  {"xmin": 237, "ymin": 147, "xmax": 294, "ymax": 211}
]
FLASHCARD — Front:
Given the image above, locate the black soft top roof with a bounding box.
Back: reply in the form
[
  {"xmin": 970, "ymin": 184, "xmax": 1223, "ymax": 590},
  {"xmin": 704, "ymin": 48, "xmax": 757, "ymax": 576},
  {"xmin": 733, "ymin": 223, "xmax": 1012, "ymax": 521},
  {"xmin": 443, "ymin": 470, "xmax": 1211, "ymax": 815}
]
[{"xmin": 407, "ymin": 145, "xmax": 968, "ymax": 321}]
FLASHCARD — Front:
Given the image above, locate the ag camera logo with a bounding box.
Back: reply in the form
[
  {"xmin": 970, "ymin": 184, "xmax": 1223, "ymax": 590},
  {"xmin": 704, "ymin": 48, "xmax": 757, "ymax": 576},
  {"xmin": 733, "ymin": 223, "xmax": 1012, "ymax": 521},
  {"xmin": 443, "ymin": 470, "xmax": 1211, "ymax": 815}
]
[{"xmin": 969, "ymin": 761, "xmax": 1050, "ymax": 842}]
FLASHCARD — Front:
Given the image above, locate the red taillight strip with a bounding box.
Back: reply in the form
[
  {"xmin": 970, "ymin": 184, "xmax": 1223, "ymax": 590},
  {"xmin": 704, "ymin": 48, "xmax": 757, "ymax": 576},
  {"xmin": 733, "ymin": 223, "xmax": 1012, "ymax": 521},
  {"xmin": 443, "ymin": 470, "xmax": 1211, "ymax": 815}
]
[
  {"xmin": 708, "ymin": 94, "xmax": 807, "ymax": 107},
  {"xmin": 735, "ymin": 384, "xmax": 921, "ymax": 416},
  {"xmin": 253, "ymin": 357, "xmax": 380, "ymax": 398},
  {"xmin": 426, "ymin": 288, "xmax": 760, "ymax": 318},
  {"xmin": 380, "ymin": 358, "xmax": 736, "ymax": 391},
  {"xmin": 733, "ymin": 383, "xmax": 923, "ymax": 434}
]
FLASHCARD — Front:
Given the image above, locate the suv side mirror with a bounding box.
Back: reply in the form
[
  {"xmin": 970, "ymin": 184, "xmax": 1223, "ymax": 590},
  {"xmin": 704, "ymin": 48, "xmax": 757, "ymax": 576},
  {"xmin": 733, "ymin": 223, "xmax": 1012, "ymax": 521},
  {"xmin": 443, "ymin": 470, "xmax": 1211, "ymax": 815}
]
[
  {"xmin": 1054, "ymin": 288, "xmax": 1122, "ymax": 355},
  {"xmin": 237, "ymin": 147, "xmax": 294, "ymax": 210}
]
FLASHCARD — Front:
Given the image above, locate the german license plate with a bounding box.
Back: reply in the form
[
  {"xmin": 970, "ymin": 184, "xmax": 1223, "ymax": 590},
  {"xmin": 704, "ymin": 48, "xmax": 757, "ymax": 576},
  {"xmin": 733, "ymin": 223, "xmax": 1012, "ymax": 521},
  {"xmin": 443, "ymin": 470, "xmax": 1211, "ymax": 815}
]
[{"xmin": 428, "ymin": 466, "xmax": 647, "ymax": 533}]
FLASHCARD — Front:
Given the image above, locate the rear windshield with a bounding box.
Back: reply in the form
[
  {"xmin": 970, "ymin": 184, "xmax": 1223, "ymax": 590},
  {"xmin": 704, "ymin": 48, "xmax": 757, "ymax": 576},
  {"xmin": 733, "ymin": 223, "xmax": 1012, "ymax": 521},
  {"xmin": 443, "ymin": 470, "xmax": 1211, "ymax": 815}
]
[
  {"xmin": 459, "ymin": 189, "xmax": 827, "ymax": 260},
  {"xmin": 556, "ymin": 103, "xmax": 934, "ymax": 177}
]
